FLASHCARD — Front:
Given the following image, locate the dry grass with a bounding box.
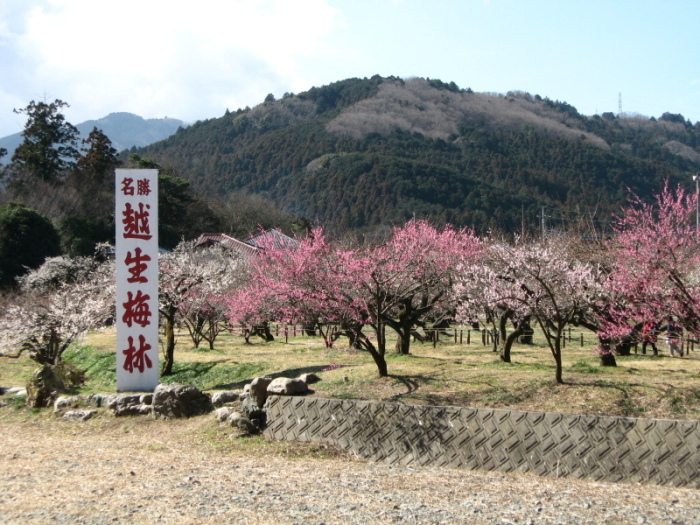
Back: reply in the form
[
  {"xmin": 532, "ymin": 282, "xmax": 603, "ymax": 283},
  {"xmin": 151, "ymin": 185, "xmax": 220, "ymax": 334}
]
[{"xmin": 2, "ymin": 325, "xmax": 700, "ymax": 421}]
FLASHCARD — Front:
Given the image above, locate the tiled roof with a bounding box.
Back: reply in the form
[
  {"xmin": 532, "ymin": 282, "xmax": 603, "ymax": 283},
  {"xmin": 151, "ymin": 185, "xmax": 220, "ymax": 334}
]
[{"xmin": 194, "ymin": 233, "xmax": 260, "ymax": 256}]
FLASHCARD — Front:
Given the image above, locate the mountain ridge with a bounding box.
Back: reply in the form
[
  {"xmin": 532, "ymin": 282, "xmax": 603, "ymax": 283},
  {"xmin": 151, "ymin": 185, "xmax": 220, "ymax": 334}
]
[
  {"xmin": 131, "ymin": 76, "xmax": 699, "ymax": 236},
  {"xmin": 0, "ymin": 112, "xmax": 185, "ymax": 163}
]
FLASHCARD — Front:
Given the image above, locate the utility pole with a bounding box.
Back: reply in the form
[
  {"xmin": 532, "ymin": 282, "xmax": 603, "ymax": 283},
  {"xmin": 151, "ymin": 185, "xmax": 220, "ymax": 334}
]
[
  {"xmin": 541, "ymin": 207, "xmax": 546, "ymax": 240},
  {"xmin": 694, "ymin": 174, "xmax": 699, "ymax": 235}
]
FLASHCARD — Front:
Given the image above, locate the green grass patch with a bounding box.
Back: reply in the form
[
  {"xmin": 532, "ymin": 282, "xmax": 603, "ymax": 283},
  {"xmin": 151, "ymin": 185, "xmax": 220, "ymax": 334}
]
[
  {"xmin": 162, "ymin": 361, "xmax": 267, "ymax": 390},
  {"xmin": 570, "ymin": 360, "xmax": 601, "ymax": 374},
  {"xmin": 64, "ymin": 346, "xmax": 117, "ymax": 392}
]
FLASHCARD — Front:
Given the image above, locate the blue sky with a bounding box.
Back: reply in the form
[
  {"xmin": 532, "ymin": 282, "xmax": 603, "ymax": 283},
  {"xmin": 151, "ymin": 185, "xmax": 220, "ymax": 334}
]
[{"xmin": 1, "ymin": 0, "xmax": 698, "ymax": 138}]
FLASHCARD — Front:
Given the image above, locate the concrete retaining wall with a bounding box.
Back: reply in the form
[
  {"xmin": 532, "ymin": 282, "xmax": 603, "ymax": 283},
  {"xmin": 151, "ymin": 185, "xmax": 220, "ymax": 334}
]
[{"xmin": 263, "ymin": 396, "xmax": 700, "ymax": 487}]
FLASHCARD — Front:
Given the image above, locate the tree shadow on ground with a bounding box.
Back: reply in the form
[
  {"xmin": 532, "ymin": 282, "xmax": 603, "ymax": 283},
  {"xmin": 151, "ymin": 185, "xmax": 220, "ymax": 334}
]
[{"xmin": 387, "ymin": 374, "xmax": 435, "ymax": 401}]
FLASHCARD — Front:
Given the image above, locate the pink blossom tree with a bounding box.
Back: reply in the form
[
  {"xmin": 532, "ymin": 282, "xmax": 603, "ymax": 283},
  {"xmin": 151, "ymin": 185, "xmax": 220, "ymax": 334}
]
[
  {"xmin": 601, "ymin": 183, "xmax": 700, "ymax": 345},
  {"xmin": 353, "ymin": 220, "xmax": 482, "ymax": 356},
  {"xmin": 226, "ymin": 221, "xmax": 481, "ymax": 377},
  {"xmin": 226, "ymin": 227, "xmax": 359, "ymax": 347},
  {"xmin": 178, "ymin": 245, "xmax": 241, "ymax": 350}
]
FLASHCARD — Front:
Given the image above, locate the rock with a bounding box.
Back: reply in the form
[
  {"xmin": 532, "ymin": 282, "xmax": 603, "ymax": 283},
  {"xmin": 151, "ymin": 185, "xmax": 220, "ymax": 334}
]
[
  {"xmin": 298, "ymin": 373, "xmax": 321, "ymax": 385},
  {"xmin": 53, "ymin": 395, "xmax": 82, "ymax": 412},
  {"xmin": 226, "ymin": 411, "xmax": 244, "ymax": 424},
  {"xmin": 152, "ymin": 383, "xmax": 213, "ymax": 419},
  {"xmin": 139, "ymin": 393, "xmax": 153, "ymax": 405},
  {"xmin": 106, "ymin": 394, "xmax": 142, "ymax": 412},
  {"xmin": 215, "ymin": 407, "xmax": 236, "ymax": 422},
  {"xmin": 267, "ymin": 377, "xmax": 309, "ymax": 396},
  {"xmin": 243, "ymin": 383, "xmax": 251, "ymax": 393},
  {"xmin": 229, "ymin": 412, "xmax": 258, "ymax": 434},
  {"xmin": 113, "ymin": 404, "xmax": 152, "ymax": 417},
  {"xmin": 241, "ymin": 396, "xmax": 264, "ymax": 419},
  {"xmin": 211, "ymin": 391, "xmax": 239, "ymax": 406},
  {"xmin": 249, "ymin": 377, "xmax": 273, "ymax": 408},
  {"xmin": 26, "ymin": 365, "xmax": 65, "ymax": 408},
  {"xmin": 63, "ymin": 409, "xmax": 97, "ymax": 421},
  {"xmin": 86, "ymin": 393, "xmax": 109, "ymax": 408},
  {"xmin": 4, "ymin": 387, "xmax": 26, "ymax": 397}
]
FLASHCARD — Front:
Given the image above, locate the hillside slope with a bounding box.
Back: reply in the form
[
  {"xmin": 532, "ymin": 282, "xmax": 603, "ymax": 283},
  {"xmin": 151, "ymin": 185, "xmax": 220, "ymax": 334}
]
[{"xmin": 137, "ymin": 76, "xmax": 700, "ymax": 235}]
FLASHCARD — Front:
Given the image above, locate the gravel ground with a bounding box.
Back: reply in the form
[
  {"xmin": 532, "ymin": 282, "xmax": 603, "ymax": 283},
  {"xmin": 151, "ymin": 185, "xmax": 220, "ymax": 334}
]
[{"xmin": 1, "ymin": 414, "xmax": 699, "ymax": 525}]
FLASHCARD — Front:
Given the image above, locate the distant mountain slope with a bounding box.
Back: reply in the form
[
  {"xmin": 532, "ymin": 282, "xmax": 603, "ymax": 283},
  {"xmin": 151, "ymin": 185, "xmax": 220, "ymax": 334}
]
[
  {"xmin": 0, "ymin": 112, "xmax": 185, "ymax": 163},
  {"xmin": 135, "ymin": 76, "xmax": 700, "ymax": 235}
]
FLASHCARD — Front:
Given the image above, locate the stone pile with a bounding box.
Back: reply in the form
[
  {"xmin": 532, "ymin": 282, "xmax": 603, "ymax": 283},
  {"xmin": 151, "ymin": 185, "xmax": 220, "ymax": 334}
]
[{"xmin": 2, "ymin": 372, "xmax": 320, "ymax": 434}]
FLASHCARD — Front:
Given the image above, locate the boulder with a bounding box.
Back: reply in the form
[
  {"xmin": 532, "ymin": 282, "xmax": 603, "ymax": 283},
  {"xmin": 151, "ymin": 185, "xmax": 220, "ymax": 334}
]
[
  {"xmin": 106, "ymin": 394, "xmax": 142, "ymax": 413},
  {"xmin": 4, "ymin": 387, "xmax": 27, "ymax": 396},
  {"xmin": 63, "ymin": 409, "xmax": 97, "ymax": 421},
  {"xmin": 211, "ymin": 391, "xmax": 240, "ymax": 406},
  {"xmin": 241, "ymin": 396, "xmax": 265, "ymax": 419},
  {"xmin": 139, "ymin": 393, "xmax": 153, "ymax": 405},
  {"xmin": 114, "ymin": 404, "xmax": 152, "ymax": 417},
  {"xmin": 86, "ymin": 393, "xmax": 109, "ymax": 408},
  {"xmin": 267, "ymin": 377, "xmax": 309, "ymax": 396},
  {"xmin": 152, "ymin": 383, "xmax": 213, "ymax": 419},
  {"xmin": 26, "ymin": 365, "xmax": 65, "ymax": 408},
  {"xmin": 215, "ymin": 406, "xmax": 237, "ymax": 422},
  {"xmin": 248, "ymin": 377, "xmax": 273, "ymax": 408},
  {"xmin": 53, "ymin": 395, "xmax": 82, "ymax": 412},
  {"xmin": 228, "ymin": 412, "xmax": 258, "ymax": 433}
]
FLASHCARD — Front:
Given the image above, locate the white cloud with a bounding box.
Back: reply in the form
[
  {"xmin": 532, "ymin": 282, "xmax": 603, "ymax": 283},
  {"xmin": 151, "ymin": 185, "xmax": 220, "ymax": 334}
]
[{"xmin": 0, "ymin": 0, "xmax": 339, "ymax": 134}]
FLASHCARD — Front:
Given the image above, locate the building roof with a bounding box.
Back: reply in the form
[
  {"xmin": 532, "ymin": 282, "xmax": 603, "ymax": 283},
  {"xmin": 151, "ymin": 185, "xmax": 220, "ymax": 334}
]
[
  {"xmin": 194, "ymin": 229, "xmax": 299, "ymax": 256},
  {"xmin": 244, "ymin": 229, "xmax": 299, "ymax": 251},
  {"xmin": 194, "ymin": 233, "xmax": 260, "ymax": 256}
]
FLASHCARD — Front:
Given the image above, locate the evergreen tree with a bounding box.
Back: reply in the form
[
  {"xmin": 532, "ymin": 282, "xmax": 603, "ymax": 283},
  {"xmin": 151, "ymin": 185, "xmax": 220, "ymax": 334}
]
[
  {"xmin": 0, "ymin": 202, "xmax": 61, "ymax": 288},
  {"xmin": 76, "ymin": 127, "xmax": 119, "ymax": 186},
  {"xmin": 11, "ymin": 99, "xmax": 79, "ymax": 183}
]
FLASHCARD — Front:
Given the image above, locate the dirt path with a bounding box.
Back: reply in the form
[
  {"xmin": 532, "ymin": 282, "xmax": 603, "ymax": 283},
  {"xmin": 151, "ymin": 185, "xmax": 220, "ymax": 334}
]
[{"xmin": 1, "ymin": 414, "xmax": 699, "ymax": 524}]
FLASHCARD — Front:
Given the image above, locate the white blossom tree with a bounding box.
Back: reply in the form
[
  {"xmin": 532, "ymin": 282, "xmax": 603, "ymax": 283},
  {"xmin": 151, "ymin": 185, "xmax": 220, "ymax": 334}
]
[
  {"xmin": 159, "ymin": 242, "xmax": 243, "ymax": 375},
  {"xmin": 453, "ymin": 240, "xmax": 533, "ymax": 363},
  {"xmin": 0, "ymin": 248, "xmax": 115, "ymax": 365},
  {"xmin": 454, "ymin": 239, "xmax": 603, "ymax": 383}
]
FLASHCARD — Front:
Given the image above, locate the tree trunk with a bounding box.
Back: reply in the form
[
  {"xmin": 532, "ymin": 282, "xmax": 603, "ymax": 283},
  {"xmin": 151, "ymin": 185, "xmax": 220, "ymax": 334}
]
[
  {"xmin": 393, "ymin": 301, "xmax": 413, "ymax": 355},
  {"xmin": 356, "ymin": 329, "xmax": 388, "ymax": 377},
  {"xmin": 519, "ymin": 320, "xmax": 534, "ymax": 345},
  {"xmin": 370, "ymin": 349, "xmax": 388, "ymax": 377},
  {"xmin": 599, "ymin": 352, "xmax": 617, "ymax": 366},
  {"xmin": 554, "ymin": 341, "xmax": 564, "ymax": 384},
  {"xmin": 161, "ymin": 307, "xmax": 177, "ymax": 376}
]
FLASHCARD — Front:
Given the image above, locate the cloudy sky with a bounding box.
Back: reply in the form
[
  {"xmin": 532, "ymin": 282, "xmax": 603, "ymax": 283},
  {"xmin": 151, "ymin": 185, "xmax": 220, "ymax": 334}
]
[{"xmin": 1, "ymin": 0, "xmax": 699, "ymax": 138}]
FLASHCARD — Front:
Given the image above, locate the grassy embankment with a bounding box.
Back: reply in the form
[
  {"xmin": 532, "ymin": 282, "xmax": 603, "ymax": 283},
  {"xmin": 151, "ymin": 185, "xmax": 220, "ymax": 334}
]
[{"xmin": 2, "ymin": 325, "xmax": 699, "ymax": 421}]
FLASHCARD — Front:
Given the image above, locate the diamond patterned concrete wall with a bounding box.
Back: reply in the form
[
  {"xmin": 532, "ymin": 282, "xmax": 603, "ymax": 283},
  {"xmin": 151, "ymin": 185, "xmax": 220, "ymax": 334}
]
[{"xmin": 263, "ymin": 396, "xmax": 700, "ymax": 487}]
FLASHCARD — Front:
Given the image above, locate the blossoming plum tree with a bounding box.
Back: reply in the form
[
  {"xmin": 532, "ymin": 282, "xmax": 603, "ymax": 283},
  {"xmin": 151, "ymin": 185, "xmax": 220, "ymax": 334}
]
[
  {"xmin": 0, "ymin": 247, "xmax": 115, "ymax": 366},
  {"xmin": 159, "ymin": 242, "xmax": 243, "ymax": 375},
  {"xmin": 226, "ymin": 220, "xmax": 480, "ymax": 377},
  {"xmin": 601, "ymin": 184, "xmax": 700, "ymax": 343},
  {"xmin": 453, "ymin": 240, "xmax": 533, "ymax": 363},
  {"xmin": 454, "ymin": 239, "xmax": 602, "ymax": 383}
]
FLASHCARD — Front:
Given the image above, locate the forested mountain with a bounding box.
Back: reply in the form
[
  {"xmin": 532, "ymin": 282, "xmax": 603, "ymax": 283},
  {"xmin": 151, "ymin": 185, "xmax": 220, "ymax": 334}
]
[
  {"xmin": 0, "ymin": 112, "xmax": 184, "ymax": 163},
  {"xmin": 134, "ymin": 76, "xmax": 700, "ymax": 235}
]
